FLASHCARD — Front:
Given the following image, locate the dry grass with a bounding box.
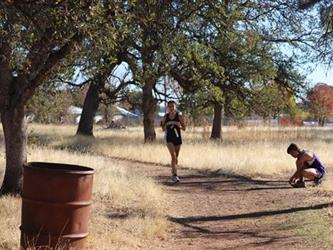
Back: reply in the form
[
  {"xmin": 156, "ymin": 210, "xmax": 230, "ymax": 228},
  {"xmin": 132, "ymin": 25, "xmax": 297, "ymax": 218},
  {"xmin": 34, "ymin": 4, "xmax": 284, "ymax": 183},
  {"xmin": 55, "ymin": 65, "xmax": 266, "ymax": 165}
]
[
  {"xmin": 0, "ymin": 196, "xmax": 21, "ymax": 249},
  {"xmin": 0, "ymin": 148, "xmax": 168, "ymax": 250},
  {"xmin": 1, "ymin": 124, "xmax": 333, "ymax": 249},
  {"xmin": 23, "ymin": 124, "xmax": 333, "ymax": 180},
  {"xmin": 90, "ymin": 126, "xmax": 333, "ymax": 179},
  {"xmin": 5, "ymin": 125, "xmax": 333, "ymax": 180}
]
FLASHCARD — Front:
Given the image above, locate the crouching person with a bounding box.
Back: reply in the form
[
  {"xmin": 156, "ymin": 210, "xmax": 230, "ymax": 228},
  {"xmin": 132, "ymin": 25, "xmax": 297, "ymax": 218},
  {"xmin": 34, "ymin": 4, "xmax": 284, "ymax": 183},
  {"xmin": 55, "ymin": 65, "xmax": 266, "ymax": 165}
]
[{"xmin": 287, "ymin": 143, "xmax": 326, "ymax": 188}]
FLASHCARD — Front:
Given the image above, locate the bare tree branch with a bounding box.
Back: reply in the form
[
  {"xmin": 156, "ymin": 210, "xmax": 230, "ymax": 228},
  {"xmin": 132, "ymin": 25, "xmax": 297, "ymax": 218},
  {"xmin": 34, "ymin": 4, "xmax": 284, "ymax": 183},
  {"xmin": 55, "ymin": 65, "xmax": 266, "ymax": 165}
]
[
  {"xmin": 56, "ymin": 77, "xmax": 91, "ymax": 88},
  {"xmin": 153, "ymin": 85, "xmax": 175, "ymax": 101},
  {"xmin": 20, "ymin": 32, "xmax": 82, "ymax": 105}
]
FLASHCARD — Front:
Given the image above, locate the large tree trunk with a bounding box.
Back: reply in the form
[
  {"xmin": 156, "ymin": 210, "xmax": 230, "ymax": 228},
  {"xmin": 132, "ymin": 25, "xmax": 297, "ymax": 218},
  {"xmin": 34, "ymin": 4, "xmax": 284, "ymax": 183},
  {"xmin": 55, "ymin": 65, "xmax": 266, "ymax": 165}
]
[
  {"xmin": 0, "ymin": 104, "xmax": 27, "ymax": 195},
  {"xmin": 142, "ymin": 82, "xmax": 157, "ymax": 142},
  {"xmin": 76, "ymin": 82, "xmax": 100, "ymax": 136},
  {"xmin": 210, "ymin": 103, "xmax": 222, "ymax": 140}
]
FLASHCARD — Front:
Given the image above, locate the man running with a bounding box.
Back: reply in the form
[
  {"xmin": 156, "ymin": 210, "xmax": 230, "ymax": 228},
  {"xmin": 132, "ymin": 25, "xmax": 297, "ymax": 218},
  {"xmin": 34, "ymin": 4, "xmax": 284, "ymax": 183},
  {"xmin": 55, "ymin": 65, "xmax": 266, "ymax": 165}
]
[
  {"xmin": 287, "ymin": 143, "xmax": 326, "ymax": 188},
  {"xmin": 161, "ymin": 101, "xmax": 186, "ymax": 183}
]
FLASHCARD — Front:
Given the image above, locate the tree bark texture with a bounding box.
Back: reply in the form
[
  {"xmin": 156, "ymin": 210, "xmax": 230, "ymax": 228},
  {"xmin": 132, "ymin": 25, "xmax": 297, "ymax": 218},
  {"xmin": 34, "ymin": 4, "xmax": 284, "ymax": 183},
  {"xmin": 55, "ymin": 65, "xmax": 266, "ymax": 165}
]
[
  {"xmin": 0, "ymin": 104, "xmax": 27, "ymax": 194},
  {"xmin": 142, "ymin": 83, "xmax": 157, "ymax": 142},
  {"xmin": 76, "ymin": 82, "xmax": 101, "ymax": 136},
  {"xmin": 210, "ymin": 103, "xmax": 223, "ymax": 140}
]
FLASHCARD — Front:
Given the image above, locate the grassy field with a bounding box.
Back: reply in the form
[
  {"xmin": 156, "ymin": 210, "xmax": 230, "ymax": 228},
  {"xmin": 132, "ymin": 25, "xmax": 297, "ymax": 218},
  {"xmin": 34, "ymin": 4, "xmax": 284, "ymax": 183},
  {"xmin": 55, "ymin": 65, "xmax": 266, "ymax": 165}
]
[
  {"xmin": 0, "ymin": 124, "xmax": 333, "ymax": 249},
  {"xmin": 0, "ymin": 135, "xmax": 168, "ymax": 249},
  {"xmin": 25, "ymin": 124, "xmax": 333, "ymax": 176}
]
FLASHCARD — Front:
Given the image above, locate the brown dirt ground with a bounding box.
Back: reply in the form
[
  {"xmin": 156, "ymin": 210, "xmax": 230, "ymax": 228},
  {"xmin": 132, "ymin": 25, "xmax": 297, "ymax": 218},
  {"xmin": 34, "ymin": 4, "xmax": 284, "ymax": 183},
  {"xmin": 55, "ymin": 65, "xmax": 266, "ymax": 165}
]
[{"xmin": 113, "ymin": 157, "xmax": 333, "ymax": 250}]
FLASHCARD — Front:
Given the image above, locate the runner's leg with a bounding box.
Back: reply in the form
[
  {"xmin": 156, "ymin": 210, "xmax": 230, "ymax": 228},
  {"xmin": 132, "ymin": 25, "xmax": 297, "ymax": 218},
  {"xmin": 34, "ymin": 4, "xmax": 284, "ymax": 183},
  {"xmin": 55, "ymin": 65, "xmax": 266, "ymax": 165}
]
[
  {"xmin": 302, "ymin": 168, "xmax": 321, "ymax": 180},
  {"xmin": 175, "ymin": 145, "xmax": 181, "ymax": 165},
  {"xmin": 167, "ymin": 143, "xmax": 177, "ymax": 175}
]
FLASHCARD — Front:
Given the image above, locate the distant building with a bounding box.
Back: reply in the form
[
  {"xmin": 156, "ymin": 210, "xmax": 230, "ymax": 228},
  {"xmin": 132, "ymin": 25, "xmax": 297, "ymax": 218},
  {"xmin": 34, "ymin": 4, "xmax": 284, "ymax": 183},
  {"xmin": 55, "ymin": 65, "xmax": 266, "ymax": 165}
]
[{"xmin": 67, "ymin": 105, "xmax": 141, "ymax": 125}]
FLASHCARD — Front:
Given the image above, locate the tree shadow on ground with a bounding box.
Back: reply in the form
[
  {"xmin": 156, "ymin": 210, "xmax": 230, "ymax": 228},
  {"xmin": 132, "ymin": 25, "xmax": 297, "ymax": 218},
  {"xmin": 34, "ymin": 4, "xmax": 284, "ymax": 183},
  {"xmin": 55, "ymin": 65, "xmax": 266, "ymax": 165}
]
[
  {"xmin": 170, "ymin": 224, "xmax": 294, "ymax": 249},
  {"xmin": 169, "ymin": 202, "xmax": 333, "ymax": 226},
  {"xmin": 168, "ymin": 202, "xmax": 333, "ymax": 248},
  {"xmin": 103, "ymin": 155, "xmax": 170, "ymax": 168},
  {"xmin": 157, "ymin": 169, "xmax": 293, "ymax": 192},
  {"xmin": 107, "ymin": 211, "xmax": 130, "ymax": 219},
  {"xmin": 159, "ymin": 167, "xmax": 333, "ymax": 193}
]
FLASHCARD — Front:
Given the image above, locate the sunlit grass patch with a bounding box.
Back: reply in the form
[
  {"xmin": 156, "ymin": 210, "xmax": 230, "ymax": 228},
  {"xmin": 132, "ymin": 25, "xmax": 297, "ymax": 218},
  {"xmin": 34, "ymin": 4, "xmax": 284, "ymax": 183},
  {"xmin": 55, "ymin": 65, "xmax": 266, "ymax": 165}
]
[
  {"xmin": 22, "ymin": 124, "xmax": 333, "ymax": 179},
  {"xmin": 0, "ymin": 146, "xmax": 168, "ymax": 249},
  {"xmin": 0, "ymin": 196, "xmax": 20, "ymax": 250},
  {"xmin": 95, "ymin": 127, "xmax": 333, "ymax": 178},
  {"xmin": 295, "ymin": 210, "xmax": 333, "ymax": 248}
]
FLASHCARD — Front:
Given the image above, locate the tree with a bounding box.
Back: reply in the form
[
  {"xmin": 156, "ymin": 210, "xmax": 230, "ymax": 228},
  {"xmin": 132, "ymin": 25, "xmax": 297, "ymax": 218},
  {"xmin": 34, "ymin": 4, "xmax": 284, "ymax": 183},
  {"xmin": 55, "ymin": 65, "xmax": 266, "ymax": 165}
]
[
  {"xmin": 283, "ymin": 96, "xmax": 304, "ymax": 125},
  {"xmin": 316, "ymin": 2, "xmax": 333, "ymax": 64},
  {"xmin": 307, "ymin": 83, "xmax": 333, "ymax": 126},
  {"xmin": 75, "ymin": 64, "xmax": 131, "ymax": 136},
  {"xmin": 123, "ymin": 90, "xmax": 143, "ymax": 114},
  {"xmin": 252, "ymin": 81, "xmax": 290, "ymax": 121},
  {"xmin": 212, "ymin": 1, "xmax": 314, "ymax": 134},
  {"xmin": 120, "ymin": 0, "xmax": 213, "ymax": 142},
  {"xmin": 0, "ymin": 1, "xmax": 93, "ymax": 194},
  {"xmin": 120, "ymin": 0, "xmax": 177, "ymax": 142},
  {"xmin": 179, "ymin": 86, "xmax": 216, "ymax": 127},
  {"xmin": 72, "ymin": 2, "xmax": 134, "ymax": 136},
  {"xmin": 27, "ymin": 84, "xmax": 73, "ymax": 124},
  {"xmin": 297, "ymin": 0, "xmax": 333, "ymax": 64},
  {"xmin": 171, "ymin": 1, "xmax": 276, "ymax": 140}
]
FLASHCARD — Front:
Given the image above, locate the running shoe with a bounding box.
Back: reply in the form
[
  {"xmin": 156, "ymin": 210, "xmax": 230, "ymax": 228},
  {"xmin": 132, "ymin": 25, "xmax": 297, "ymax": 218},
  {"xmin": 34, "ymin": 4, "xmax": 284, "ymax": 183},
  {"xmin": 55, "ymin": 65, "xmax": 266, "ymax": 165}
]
[
  {"xmin": 291, "ymin": 180, "xmax": 305, "ymax": 188},
  {"xmin": 314, "ymin": 175, "xmax": 324, "ymax": 186},
  {"xmin": 171, "ymin": 175, "xmax": 180, "ymax": 183}
]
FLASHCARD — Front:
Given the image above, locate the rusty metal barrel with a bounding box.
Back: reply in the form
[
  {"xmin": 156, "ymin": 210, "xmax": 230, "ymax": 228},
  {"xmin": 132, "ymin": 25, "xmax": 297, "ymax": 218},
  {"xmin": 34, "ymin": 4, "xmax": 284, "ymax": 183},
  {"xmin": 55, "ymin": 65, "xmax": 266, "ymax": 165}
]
[{"xmin": 20, "ymin": 162, "xmax": 94, "ymax": 249}]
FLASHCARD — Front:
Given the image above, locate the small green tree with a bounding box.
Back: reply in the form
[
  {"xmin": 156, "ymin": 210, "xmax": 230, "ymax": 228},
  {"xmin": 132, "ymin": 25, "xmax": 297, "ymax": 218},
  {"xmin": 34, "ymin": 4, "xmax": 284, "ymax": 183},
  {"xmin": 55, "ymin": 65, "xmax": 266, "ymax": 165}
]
[
  {"xmin": 252, "ymin": 81, "xmax": 288, "ymax": 122},
  {"xmin": 27, "ymin": 85, "xmax": 73, "ymax": 124},
  {"xmin": 179, "ymin": 84, "xmax": 222, "ymax": 126}
]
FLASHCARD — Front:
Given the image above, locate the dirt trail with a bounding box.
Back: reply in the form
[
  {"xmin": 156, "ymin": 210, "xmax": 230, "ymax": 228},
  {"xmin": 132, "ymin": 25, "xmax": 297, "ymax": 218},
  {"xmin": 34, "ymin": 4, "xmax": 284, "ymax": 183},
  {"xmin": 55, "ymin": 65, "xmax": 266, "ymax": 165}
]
[{"xmin": 115, "ymin": 158, "xmax": 333, "ymax": 250}]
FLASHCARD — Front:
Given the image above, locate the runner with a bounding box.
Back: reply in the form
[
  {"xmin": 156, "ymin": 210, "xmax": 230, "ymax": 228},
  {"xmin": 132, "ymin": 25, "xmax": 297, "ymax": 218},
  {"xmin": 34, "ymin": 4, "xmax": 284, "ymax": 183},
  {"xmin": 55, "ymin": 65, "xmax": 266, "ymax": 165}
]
[
  {"xmin": 161, "ymin": 101, "xmax": 186, "ymax": 183},
  {"xmin": 287, "ymin": 143, "xmax": 326, "ymax": 188}
]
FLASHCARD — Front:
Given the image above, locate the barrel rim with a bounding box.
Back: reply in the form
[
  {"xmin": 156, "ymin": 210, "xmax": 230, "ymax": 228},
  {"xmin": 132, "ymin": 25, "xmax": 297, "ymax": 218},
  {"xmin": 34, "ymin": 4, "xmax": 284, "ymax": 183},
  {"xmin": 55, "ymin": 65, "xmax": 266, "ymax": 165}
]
[{"xmin": 24, "ymin": 162, "xmax": 94, "ymax": 174}]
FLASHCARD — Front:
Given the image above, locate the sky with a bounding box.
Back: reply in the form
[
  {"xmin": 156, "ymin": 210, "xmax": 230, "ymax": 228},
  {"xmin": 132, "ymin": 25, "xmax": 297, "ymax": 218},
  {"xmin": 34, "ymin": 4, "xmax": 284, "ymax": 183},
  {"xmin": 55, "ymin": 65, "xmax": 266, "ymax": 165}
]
[{"xmin": 306, "ymin": 64, "xmax": 333, "ymax": 87}]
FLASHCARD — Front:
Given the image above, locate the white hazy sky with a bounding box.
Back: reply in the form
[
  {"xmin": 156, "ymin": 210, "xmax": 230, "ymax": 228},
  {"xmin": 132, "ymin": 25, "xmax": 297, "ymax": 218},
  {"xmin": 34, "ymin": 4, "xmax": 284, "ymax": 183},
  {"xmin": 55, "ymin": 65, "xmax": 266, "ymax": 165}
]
[{"xmin": 306, "ymin": 64, "xmax": 333, "ymax": 87}]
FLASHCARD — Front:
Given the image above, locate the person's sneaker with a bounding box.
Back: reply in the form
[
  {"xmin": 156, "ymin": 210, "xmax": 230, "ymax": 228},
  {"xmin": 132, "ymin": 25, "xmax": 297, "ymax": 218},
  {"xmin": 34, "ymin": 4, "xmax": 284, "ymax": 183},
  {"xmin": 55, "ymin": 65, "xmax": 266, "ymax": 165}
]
[
  {"xmin": 171, "ymin": 175, "xmax": 180, "ymax": 183},
  {"xmin": 314, "ymin": 175, "xmax": 324, "ymax": 186},
  {"xmin": 292, "ymin": 180, "xmax": 305, "ymax": 188}
]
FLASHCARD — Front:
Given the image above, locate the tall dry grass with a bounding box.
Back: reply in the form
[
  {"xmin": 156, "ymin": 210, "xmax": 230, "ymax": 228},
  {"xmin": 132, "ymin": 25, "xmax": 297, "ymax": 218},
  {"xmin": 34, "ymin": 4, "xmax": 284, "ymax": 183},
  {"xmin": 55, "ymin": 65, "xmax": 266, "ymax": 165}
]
[
  {"xmin": 0, "ymin": 196, "xmax": 21, "ymax": 249},
  {"xmin": 0, "ymin": 147, "xmax": 168, "ymax": 250},
  {"xmin": 1, "ymin": 124, "xmax": 333, "ymax": 249},
  {"xmin": 90, "ymin": 126, "xmax": 333, "ymax": 178},
  {"xmin": 23, "ymin": 124, "xmax": 333, "ymax": 177}
]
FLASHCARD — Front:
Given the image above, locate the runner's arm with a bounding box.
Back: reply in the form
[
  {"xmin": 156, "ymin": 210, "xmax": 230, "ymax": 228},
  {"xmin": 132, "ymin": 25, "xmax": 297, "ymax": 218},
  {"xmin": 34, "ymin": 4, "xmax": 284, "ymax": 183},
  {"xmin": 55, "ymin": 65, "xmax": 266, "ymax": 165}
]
[
  {"xmin": 161, "ymin": 116, "xmax": 166, "ymax": 131},
  {"xmin": 178, "ymin": 114, "xmax": 186, "ymax": 131},
  {"xmin": 289, "ymin": 157, "xmax": 306, "ymax": 184},
  {"xmin": 295, "ymin": 157, "xmax": 306, "ymax": 181}
]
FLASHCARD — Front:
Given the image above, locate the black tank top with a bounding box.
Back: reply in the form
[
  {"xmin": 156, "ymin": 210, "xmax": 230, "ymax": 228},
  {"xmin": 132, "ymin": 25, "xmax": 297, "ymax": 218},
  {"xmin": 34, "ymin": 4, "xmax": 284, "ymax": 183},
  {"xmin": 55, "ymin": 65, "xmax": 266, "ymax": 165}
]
[{"xmin": 165, "ymin": 112, "xmax": 181, "ymax": 138}]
